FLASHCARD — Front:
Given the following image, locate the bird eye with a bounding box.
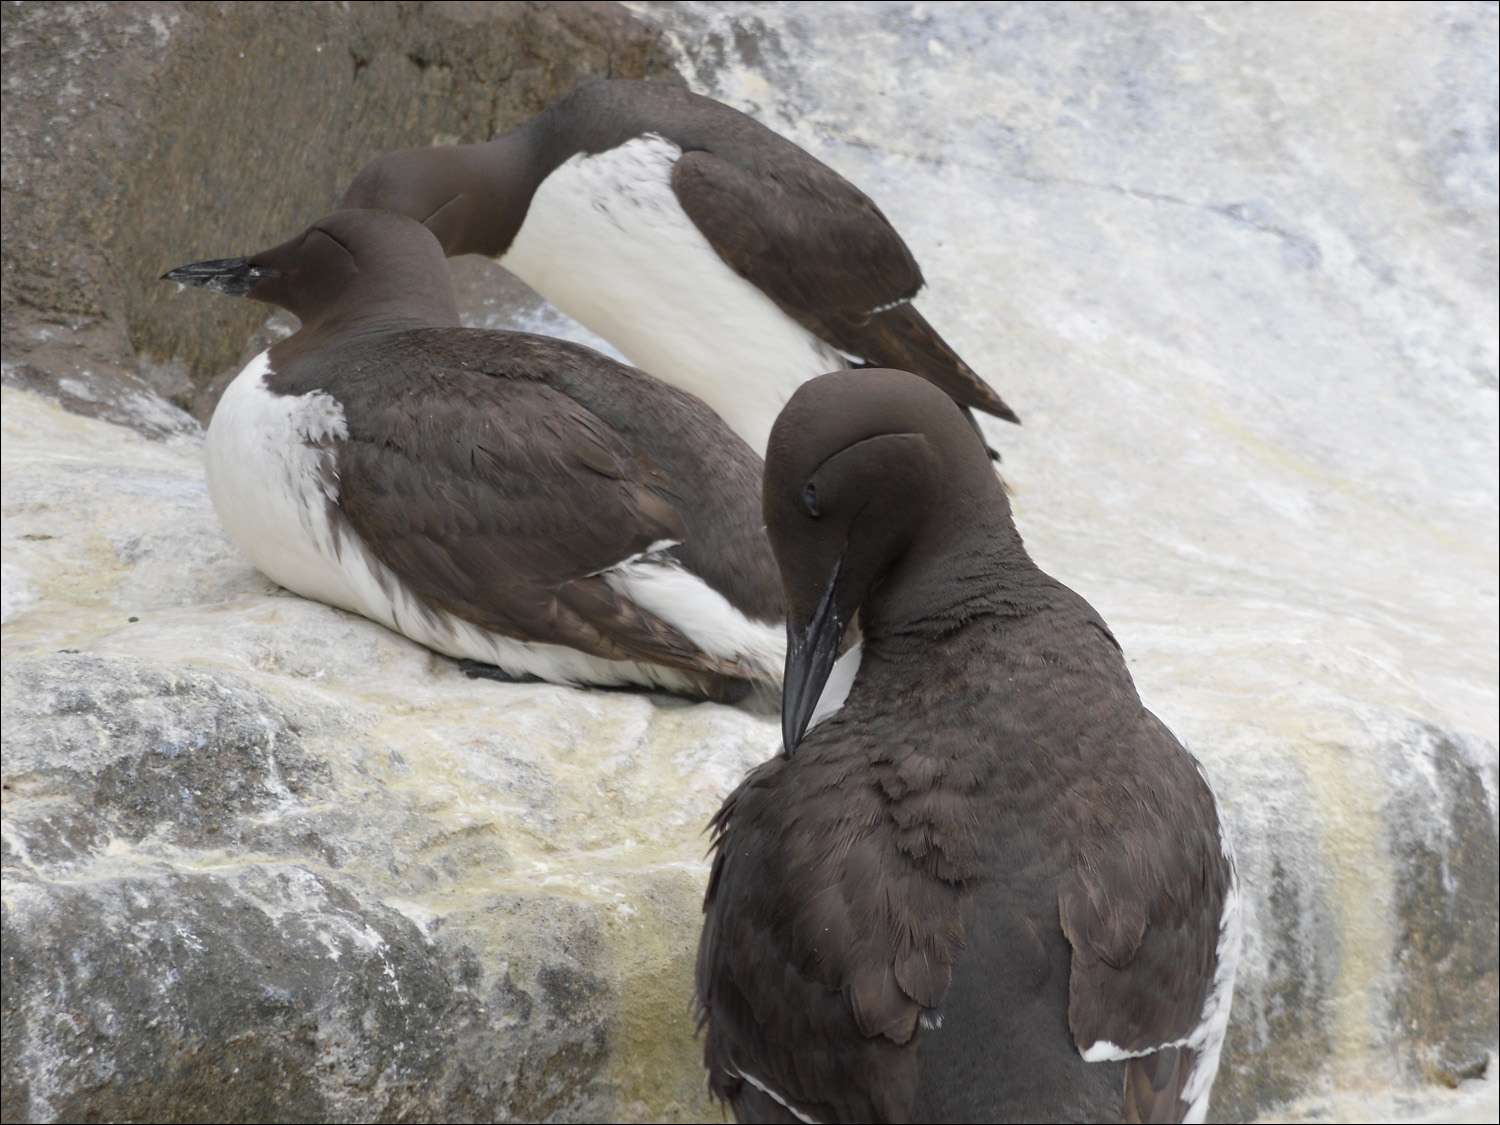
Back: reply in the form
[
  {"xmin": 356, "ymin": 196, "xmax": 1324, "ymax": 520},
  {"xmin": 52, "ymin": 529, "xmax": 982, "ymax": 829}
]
[{"xmin": 804, "ymin": 482, "xmax": 819, "ymax": 516}]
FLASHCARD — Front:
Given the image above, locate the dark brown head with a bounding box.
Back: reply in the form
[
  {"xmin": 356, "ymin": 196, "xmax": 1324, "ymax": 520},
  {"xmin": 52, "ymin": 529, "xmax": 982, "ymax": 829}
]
[
  {"xmin": 161, "ymin": 209, "xmax": 461, "ymax": 335},
  {"xmin": 765, "ymin": 369, "xmax": 1015, "ymax": 752},
  {"xmin": 339, "ymin": 134, "xmax": 538, "ymax": 258}
]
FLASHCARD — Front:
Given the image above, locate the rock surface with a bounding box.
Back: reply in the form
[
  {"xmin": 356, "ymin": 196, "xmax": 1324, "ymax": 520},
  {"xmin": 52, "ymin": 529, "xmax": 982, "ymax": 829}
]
[
  {"xmin": 3, "ymin": 2, "xmax": 1497, "ymax": 1124},
  {"xmin": 1, "ymin": 388, "xmax": 769, "ymax": 1123}
]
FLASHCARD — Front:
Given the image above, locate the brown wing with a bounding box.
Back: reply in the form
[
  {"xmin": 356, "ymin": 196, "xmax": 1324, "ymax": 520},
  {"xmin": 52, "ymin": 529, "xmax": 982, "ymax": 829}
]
[
  {"xmin": 333, "ymin": 362, "xmax": 766, "ymax": 685},
  {"xmin": 671, "ymin": 149, "xmax": 1019, "ymax": 423},
  {"xmin": 696, "ymin": 731, "xmax": 969, "ymax": 1124},
  {"xmin": 1123, "ymin": 1046, "xmax": 1191, "ymax": 1125},
  {"xmin": 1057, "ymin": 729, "xmax": 1234, "ymax": 1124}
]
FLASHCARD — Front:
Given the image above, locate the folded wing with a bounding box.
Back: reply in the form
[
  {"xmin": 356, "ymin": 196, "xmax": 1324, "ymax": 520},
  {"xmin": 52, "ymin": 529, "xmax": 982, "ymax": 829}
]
[
  {"xmin": 333, "ymin": 353, "xmax": 768, "ymax": 685},
  {"xmin": 672, "ymin": 149, "xmax": 1018, "ymax": 423}
]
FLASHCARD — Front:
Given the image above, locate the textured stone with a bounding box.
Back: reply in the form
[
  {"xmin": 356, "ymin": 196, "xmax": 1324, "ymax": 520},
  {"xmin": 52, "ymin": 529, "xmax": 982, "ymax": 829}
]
[
  {"xmin": 1, "ymin": 385, "xmax": 772, "ymax": 1125},
  {"xmin": 0, "ymin": 0, "xmax": 676, "ymax": 420}
]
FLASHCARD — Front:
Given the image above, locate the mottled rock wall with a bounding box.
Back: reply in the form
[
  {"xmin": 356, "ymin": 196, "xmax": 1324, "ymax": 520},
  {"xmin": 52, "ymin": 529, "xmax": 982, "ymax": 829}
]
[{"xmin": 1, "ymin": 0, "xmax": 675, "ymax": 419}]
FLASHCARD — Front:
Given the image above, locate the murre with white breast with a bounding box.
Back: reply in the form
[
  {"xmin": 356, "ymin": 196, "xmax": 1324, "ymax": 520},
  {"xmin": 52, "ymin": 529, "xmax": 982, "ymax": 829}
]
[
  {"xmin": 339, "ymin": 79, "xmax": 1019, "ymax": 455},
  {"xmin": 163, "ymin": 209, "xmax": 786, "ymax": 699},
  {"xmin": 695, "ymin": 369, "xmax": 1239, "ymax": 1122}
]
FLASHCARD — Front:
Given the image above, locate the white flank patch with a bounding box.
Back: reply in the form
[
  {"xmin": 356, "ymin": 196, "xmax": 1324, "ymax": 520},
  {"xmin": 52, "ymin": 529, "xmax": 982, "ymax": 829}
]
[
  {"xmin": 204, "ymin": 352, "xmax": 742, "ymax": 693},
  {"xmin": 500, "ymin": 135, "xmax": 846, "ymax": 455},
  {"xmin": 603, "ymin": 555, "xmax": 784, "ymax": 677},
  {"xmin": 1078, "ymin": 1040, "xmax": 1138, "ymax": 1064},
  {"xmin": 735, "ymin": 1068, "xmax": 821, "ymax": 1125},
  {"xmin": 807, "ymin": 642, "xmax": 862, "ymax": 732},
  {"xmin": 1075, "ymin": 815, "xmax": 1243, "ymax": 1125},
  {"xmin": 1180, "ymin": 837, "xmax": 1243, "ymax": 1124}
]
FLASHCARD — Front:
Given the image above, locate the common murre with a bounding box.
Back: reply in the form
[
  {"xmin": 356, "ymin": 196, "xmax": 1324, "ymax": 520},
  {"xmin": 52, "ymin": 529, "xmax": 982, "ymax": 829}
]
[
  {"xmin": 340, "ymin": 79, "xmax": 1019, "ymax": 455},
  {"xmin": 695, "ymin": 369, "xmax": 1239, "ymax": 1122},
  {"xmin": 164, "ymin": 209, "xmax": 786, "ymax": 699}
]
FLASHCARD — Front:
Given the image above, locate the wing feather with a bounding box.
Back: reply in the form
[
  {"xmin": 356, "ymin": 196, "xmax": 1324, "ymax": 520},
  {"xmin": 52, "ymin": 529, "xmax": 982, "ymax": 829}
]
[
  {"xmin": 671, "ymin": 150, "xmax": 1018, "ymax": 424},
  {"xmin": 330, "ymin": 353, "xmax": 767, "ymax": 685},
  {"xmin": 1057, "ymin": 724, "xmax": 1234, "ymax": 1124}
]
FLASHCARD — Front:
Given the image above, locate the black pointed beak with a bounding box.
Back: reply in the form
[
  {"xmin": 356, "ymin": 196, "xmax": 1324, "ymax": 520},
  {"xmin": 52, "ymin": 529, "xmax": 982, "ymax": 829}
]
[
  {"xmin": 160, "ymin": 257, "xmax": 281, "ymax": 297},
  {"xmin": 782, "ymin": 554, "xmax": 846, "ymax": 755}
]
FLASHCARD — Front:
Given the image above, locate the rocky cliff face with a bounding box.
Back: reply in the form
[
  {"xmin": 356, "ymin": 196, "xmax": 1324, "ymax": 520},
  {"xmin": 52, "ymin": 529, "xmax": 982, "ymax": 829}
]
[
  {"xmin": 3, "ymin": 2, "xmax": 1497, "ymax": 1123},
  {"xmin": 1, "ymin": 0, "xmax": 674, "ymax": 422}
]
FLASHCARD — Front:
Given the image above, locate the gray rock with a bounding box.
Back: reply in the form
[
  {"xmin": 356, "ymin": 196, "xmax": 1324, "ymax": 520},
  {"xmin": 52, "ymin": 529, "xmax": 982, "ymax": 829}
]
[
  {"xmin": 1386, "ymin": 721, "xmax": 1499, "ymax": 1088},
  {"xmin": 1205, "ymin": 710, "xmax": 1498, "ymax": 1118},
  {"xmin": 0, "ymin": 648, "xmax": 623, "ymax": 1123},
  {"xmin": 3, "ymin": 859, "xmax": 616, "ymax": 1123},
  {"xmin": 0, "ymin": 0, "xmax": 676, "ymax": 424}
]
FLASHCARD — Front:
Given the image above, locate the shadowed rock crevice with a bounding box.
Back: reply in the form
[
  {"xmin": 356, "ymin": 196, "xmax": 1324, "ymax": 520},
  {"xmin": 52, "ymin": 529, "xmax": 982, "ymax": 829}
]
[
  {"xmin": 1207, "ymin": 850, "xmax": 1335, "ymax": 1122},
  {"xmin": 1387, "ymin": 724, "xmax": 1500, "ymax": 1088}
]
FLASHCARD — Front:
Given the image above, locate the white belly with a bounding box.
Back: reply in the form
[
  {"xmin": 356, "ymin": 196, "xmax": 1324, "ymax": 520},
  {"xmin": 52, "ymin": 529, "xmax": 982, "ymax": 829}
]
[
  {"xmin": 500, "ymin": 135, "xmax": 845, "ymax": 455},
  {"xmin": 204, "ymin": 352, "xmax": 783, "ymax": 691},
  {"xmin": 205, "ymin": 351, "xmax": 363, "ymax": 615}
]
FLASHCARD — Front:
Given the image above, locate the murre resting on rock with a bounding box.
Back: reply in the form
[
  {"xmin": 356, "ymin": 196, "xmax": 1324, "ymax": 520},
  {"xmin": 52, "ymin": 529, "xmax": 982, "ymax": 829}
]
[
  {"xmin": 695, "ymin": 369, "xmax": 1239, "ymax": 1122},
  {"xmin": 163, "ymin": 209, "xmax": 786, "ymax": 699},
  {"xmin": 340, "ymin": 79, "xmax": 1019, "ymax": 455}
]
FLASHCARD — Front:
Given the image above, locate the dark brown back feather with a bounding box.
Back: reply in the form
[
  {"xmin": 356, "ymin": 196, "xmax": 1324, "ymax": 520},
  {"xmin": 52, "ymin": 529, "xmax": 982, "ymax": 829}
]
[
  {"xmin": 1124, "ymin": 1047, "xmax": 1191, "ymax": 1124},
  {"xmin": 276, "ymin": 327, "xmax": 781, "ymax": 691},
  {"xmin": 671, "ymin": 149, "xmax": 1018, "ymax": 424}
]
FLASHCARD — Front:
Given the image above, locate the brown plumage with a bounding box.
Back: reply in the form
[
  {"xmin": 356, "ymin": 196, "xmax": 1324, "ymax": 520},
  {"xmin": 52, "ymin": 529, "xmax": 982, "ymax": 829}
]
[
  {"xmin": 696, "ymin": 370, "xmax": 1238, "ymax": 1122},
  {"xmin": 667, "ymin": 144, "xmax": 1015, "ymax": 423}
]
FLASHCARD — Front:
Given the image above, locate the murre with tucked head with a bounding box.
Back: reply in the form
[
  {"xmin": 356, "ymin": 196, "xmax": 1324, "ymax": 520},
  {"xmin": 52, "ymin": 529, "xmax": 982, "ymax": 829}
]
[
  {"xmin": 695, "ymin": 369, "xmax": 1239, "ymax": 1122},
  {"xmin": 340, "ymin": 79, "xmax": 1019, "ymax": 455},
  {"xmin": 163, "ymin": 209, "xmax": 786, "ymax": 699}
]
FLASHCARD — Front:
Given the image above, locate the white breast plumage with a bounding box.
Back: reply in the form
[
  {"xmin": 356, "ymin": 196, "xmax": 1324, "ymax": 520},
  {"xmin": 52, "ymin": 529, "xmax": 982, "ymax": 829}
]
[
  {"xmin": 500, "ymin": 135, "xmax": 845, "ymax": 455},
  {"xmin": 204, "ymin": 350, "xmax": 357, "ymax": 612}
]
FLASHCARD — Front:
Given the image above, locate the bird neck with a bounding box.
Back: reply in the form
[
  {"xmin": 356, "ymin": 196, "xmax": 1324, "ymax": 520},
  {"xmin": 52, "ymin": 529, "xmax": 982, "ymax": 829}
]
[
  {"xmin": 865, "ymin": 502, "xmax": 1051, "ymax": 643},
  {"xmin": 436, "ymin": 132, "xmax": 544, "ymax": 258},
  {"xmin": 271, "ymin": 282, "xmax": 460, "ymax": 367}
]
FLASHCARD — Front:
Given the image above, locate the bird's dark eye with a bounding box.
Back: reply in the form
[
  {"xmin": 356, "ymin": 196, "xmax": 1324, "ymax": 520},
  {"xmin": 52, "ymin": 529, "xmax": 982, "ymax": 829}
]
[{"xmin": 804, "ymin": 482, "xmax": 819, "ymax": 516}]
